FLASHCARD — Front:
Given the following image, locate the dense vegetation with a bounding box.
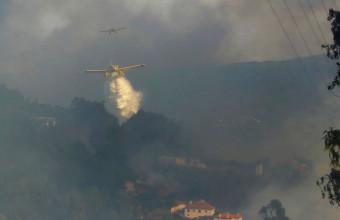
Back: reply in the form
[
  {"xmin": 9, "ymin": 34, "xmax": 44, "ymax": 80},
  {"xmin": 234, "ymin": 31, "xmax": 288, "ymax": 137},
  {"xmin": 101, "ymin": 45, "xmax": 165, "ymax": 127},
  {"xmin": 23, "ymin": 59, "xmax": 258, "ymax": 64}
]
[
  {"xmin": 318, "ymin": 8, "xmax": 340, "ymax": 206},
  {"xmin": 0, "ymin": 84, "xmax": 309, "ymax": 219}
]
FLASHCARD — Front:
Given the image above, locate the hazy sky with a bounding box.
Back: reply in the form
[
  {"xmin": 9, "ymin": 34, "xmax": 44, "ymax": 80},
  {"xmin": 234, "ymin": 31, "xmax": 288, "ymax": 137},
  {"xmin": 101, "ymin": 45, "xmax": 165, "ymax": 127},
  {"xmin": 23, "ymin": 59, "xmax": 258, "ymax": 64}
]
[
  {"xmin": 1, "ymin": 0, "xmax": 339, "ymax": 163},
  {"xmin": 1, "ymin": 0, "xmax": 339, "ymax": 161},
  {"xmin": 0, "ymin": 0, "xmax": 336, "ymax": 105}
]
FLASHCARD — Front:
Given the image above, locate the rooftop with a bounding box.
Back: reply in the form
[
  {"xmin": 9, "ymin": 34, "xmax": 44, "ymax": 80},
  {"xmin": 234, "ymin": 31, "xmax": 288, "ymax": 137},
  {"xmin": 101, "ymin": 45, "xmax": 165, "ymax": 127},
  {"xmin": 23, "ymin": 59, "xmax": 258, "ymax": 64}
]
[
  {"xmin": 185, "ymin": 200, "xmax": 215, "ymax": 210},
  {"xmin": 214, "ymin": 212, "xmax": 242, "ymax": 219}
]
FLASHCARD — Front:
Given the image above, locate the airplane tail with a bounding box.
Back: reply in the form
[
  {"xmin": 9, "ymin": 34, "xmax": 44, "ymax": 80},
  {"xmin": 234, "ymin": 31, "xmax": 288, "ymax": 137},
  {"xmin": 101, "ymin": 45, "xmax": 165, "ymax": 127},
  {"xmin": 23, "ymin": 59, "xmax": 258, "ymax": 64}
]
[{"xmin": 110, "ymin": 62, "xmax": 119, "ymax": 71}]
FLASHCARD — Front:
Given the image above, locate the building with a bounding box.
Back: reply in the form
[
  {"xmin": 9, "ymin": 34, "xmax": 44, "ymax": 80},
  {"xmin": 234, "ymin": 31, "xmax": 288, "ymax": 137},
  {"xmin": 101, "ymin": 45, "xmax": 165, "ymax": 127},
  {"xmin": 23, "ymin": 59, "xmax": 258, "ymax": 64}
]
[
  {"xmin": 170, "ymin": 204, "xmax": 186, "ymax": 214},
  {"xmin": 32, "ymin": 116, "xmax": 57, "ymax": 127},
  {"xmin": 255, "ymin": 164, "xmax": 263, "ymax": 176},
  {"xmin": 125, "ymin": 181, "xmax": 136, "ymax": 193},
  {"xmin": 158, "ymin": 156, "xmax": 206, "ymax": 168},
  {"xmin": 184, "ymin": 200, "xmax": 215, "ymax": 219},
  {"xmin": 213, "ymin": 213, "xmax": 242, "ymax": 220}
]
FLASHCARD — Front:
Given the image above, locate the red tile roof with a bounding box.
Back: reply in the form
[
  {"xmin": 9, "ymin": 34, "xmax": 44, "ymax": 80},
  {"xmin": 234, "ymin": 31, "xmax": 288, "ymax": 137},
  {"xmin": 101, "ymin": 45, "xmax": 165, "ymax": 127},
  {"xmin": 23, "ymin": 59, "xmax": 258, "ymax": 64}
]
[
  {"xmin": 185, "ymin": 200, "xmax": 215, "ymax": 210},
  {"xmin": 214, "ymin": 213, "xmax": 242, "ymax": 219}
]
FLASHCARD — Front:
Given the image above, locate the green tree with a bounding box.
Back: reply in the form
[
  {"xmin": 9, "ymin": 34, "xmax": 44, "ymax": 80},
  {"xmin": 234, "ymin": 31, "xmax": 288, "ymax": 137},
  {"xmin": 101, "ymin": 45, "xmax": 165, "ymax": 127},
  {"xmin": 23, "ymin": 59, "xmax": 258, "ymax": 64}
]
[
  {"xmin": 258, "ymin": 199, "xmax": 290, "ymax": 220},
  {"xmin": 322, "ymin": 9, "xmax": 340, "ymax": 89},
  {"xmin": 317, "ymin": 8, "xmax": 340, "ymax": 206}
]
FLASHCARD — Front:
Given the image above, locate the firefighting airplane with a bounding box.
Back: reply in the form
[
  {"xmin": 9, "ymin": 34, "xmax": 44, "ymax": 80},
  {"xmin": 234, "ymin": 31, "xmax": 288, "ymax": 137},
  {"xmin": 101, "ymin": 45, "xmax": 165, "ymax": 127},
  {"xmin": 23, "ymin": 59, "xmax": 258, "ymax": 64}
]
[
  {"xmin": 100, "ymin": 27, "xmax": 126, "ymax": 34},
  {"xmin": 85, "ymin": 62, "xmax": 146, "ymax": 78}
]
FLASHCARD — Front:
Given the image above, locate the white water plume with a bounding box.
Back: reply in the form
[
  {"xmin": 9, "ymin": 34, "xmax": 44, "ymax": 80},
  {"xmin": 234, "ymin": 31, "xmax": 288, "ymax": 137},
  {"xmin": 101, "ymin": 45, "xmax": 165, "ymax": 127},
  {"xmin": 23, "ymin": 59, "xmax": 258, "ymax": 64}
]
[{"xmin": 104, "ymin": 77, "xmax": 143, "ymax": 124}]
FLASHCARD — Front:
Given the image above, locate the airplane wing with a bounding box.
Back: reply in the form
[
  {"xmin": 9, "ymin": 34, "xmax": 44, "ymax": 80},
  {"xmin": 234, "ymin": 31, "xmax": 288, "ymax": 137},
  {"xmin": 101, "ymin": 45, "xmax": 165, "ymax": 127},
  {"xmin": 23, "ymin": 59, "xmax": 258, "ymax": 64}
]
[
  {"xmin": 85, "ymin": 70, "xmax": 107, "ymax": 72},
  {"xmin": 118, "ymin": 64, "xmax": 145, "ymax": 72},
  {"xmin": 100, "ymin": 30, "xmax": 113, "ymax": 34}
]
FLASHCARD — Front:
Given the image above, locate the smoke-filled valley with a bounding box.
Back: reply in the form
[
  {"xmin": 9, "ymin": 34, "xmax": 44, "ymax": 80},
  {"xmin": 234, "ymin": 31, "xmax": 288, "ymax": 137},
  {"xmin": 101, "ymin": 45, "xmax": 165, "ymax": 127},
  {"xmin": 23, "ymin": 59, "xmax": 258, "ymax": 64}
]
[
  {"xmin": 0, "ymin": 81, "xmax": 320, "ymax": 219},
  {"xmin": 2, "ymin": 0, "xmax": 340, "ymax": 218}
]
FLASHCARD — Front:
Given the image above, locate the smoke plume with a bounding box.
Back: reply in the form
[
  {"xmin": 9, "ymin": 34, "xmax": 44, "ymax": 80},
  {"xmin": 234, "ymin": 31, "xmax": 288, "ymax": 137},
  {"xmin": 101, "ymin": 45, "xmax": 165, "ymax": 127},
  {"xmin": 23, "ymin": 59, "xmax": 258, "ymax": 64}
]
[{"xmin": 104, "ymin": 77, "xmax": 142, "ymax": 124}]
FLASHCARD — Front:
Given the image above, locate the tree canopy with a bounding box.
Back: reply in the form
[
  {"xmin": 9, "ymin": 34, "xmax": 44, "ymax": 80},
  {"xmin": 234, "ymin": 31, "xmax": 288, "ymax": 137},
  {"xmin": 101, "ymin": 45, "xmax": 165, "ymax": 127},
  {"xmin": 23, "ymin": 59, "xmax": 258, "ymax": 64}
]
[
  {"xmin": 258, "ymin": 199, "xmax": 290, "ymax": 220},
  {"xmin": 318, "ymin": 8, "xmax": 340, "ymax": 206}
]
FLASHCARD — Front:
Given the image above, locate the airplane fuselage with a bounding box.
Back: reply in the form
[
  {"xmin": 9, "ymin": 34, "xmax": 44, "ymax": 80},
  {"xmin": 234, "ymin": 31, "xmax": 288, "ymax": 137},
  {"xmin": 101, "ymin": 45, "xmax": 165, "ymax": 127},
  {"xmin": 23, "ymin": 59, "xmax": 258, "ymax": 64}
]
[
  {"xmin": 85, "ymin": 63, "xmax": 145, "ymax": 78},
  {"xmin": 100, "ymin": 27, "xmax": 126, "ymax": 34},
  {"xmin": 105, "ymin": 71, "xmax": 124, "ymax": 78}
]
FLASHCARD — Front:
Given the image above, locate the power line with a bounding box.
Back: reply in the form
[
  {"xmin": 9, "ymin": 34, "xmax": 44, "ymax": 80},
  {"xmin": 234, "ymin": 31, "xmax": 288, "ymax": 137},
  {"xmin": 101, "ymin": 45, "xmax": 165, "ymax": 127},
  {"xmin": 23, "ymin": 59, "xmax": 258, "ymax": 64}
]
[
  {"xmin": 284, "ymin": 0, "xmax": 340, "ymax": 116},
  {"xmin": 307, "ymin": 0, "xmax": 329, "ymax": 44},
  {"xmin": 266, "ymin": 0, "xmax": 336, "ymax": 124},
  {"xmin": 321, "ymin": 0, "xmax": 330, "ymax": 15},
  {"xmin": 298, "ymin": 0, "xmax": 323, "ymax": 46},
  {"xmin": 293, "ymin": 0, "xmax": 339, "ymax": 88},
  {"xmin": 306, "ymin": 0, "xmax": 336, "ymax": 70},
  {"xmin": 331, "ymin": 89, "xmax": 340, "ymax": 97},
  {"xmin": 282, "ymin": 0, "xmax": 315, "ymax": 58},
  {"xmin": 299, "ymin": 0, "xmax": 339, "ymax": 82},
  {"xmin": 295, "ymin": 0, "xmax": 331, "ymax": 77},
  {"xmin": 305, "ymin": 0, "xmax": 340, "ymax": 97},
  {"xmin": 307, "ymin": 0, "xmax": 339, "ymax": 79},
  {"xmin": 266, "ymin": 0, "xmax": 300, "ymax": 59}
]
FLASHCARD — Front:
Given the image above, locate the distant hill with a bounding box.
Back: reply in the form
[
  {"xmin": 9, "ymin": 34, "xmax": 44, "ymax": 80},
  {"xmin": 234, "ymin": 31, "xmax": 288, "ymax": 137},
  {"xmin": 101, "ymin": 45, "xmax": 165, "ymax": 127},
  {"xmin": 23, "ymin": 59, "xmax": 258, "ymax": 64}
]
[{"xmin": 128, "ymin": 55, "xmax": 339, "ymax": 161}]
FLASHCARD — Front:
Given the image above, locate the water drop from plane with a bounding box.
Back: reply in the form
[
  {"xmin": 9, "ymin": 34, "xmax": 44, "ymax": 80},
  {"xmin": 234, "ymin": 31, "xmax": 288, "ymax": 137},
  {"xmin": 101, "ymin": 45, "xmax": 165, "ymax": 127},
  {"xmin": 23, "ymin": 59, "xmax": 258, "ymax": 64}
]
[{"xmin": 104, "ymin": 77, "xmax": 143, "ymax": 124}]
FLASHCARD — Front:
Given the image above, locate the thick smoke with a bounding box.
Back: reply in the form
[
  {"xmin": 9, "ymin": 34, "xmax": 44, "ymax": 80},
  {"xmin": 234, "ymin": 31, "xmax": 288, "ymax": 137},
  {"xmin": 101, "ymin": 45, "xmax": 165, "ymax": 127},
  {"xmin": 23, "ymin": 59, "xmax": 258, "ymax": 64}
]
[
  {"xmin": 104, "ymin": 77, "xmax": 142, "ymax": 124},
  {"xmin": 242, "ymin": 175, "xmax": 340, "ymax": 220}
]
